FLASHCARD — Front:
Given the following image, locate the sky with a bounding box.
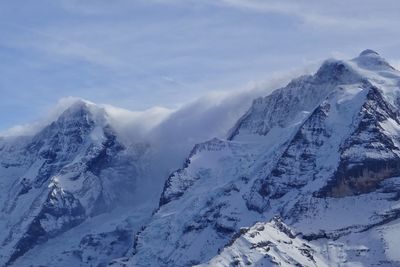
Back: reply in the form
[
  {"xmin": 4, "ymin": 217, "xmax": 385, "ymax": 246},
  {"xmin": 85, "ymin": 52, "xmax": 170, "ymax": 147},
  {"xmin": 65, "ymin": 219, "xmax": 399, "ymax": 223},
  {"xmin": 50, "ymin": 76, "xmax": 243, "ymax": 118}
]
[{"xmin": 1, "ymin": 0, "xmax": 400, "ymax": 131}]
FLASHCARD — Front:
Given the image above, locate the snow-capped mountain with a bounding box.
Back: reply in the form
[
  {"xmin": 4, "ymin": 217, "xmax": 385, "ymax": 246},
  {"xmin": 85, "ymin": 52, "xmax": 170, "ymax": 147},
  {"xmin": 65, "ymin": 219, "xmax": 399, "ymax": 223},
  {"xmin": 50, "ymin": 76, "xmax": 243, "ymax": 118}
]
[
  {"xmin": 0, "ymin": 100, "xmax": 159, "ymax": 266},
  {"xmin": 2, "ymin": 50, "xmax": 400, "ymax": 267},
  {"xmin": 127, "ymin": 50, "xmax": 400, "ymax": 266}
]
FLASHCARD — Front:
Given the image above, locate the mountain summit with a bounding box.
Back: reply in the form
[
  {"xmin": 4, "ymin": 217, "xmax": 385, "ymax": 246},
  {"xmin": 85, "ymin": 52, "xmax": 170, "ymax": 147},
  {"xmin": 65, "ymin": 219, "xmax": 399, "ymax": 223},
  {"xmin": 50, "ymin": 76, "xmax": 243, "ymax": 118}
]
[{"xmin": 359, "ymin": 49, "xmax": 380, "ymax": 56}]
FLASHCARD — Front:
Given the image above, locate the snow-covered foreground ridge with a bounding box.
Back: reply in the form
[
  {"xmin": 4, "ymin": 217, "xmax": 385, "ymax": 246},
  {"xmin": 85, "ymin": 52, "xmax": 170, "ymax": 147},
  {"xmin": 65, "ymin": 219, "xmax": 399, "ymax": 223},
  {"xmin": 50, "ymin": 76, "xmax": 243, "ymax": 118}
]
[
  {"xmin": 1, "ymin": 49, "xmax": 400, "ymax": 266},
  {"xmin": 196, "ymin": 216, "xmax": 330, "ymax": 267}
]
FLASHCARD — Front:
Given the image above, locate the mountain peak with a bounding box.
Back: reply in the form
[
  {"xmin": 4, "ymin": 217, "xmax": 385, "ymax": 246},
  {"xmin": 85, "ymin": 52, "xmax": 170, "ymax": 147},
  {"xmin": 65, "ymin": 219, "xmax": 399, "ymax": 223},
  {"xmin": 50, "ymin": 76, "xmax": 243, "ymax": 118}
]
[
  {"xmin": 352, "ymin": 49, "xmax": 394, "ymax": 71},
  {"xmin": 59, "ymin": 99, "xmax": 90, "ymax": 117},
  {"xmin": 359, "ymin": 49, "xmax": 379, "ymax": 57},
  {"xmin": 56, "ymin": 98, "xmax": 106, "ymax": 126},
  {"xmin": 58, "ymin": 98, "xmax": 94, "ymax": 115}
]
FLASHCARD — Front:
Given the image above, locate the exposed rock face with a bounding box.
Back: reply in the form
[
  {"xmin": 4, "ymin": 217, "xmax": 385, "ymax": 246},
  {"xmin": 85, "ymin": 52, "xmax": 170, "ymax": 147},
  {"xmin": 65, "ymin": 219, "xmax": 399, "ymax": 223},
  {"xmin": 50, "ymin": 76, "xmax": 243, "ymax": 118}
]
[{"xmin": 324, "ymin": 160, "xmax": 400, "ymax": 197}]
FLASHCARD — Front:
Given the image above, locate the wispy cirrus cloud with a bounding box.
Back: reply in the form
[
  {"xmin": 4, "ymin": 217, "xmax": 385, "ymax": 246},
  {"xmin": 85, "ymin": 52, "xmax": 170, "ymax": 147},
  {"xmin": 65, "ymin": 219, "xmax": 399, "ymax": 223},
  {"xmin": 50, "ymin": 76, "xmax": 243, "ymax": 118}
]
[{"xmin": 216, "ymin": 0, "xmax": 399, "ymax": 29}]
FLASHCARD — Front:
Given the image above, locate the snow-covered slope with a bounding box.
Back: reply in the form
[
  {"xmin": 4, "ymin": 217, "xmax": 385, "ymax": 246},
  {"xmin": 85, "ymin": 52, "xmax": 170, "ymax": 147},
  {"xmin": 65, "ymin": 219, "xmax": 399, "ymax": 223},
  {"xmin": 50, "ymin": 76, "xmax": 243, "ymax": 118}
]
[
  {"xmin": 197, "ymin": 216, "xmax": 330, "ymax": 267},
  {"xmin": 127, "ymin": 50, "xmax": 400, "ymax": 266}
]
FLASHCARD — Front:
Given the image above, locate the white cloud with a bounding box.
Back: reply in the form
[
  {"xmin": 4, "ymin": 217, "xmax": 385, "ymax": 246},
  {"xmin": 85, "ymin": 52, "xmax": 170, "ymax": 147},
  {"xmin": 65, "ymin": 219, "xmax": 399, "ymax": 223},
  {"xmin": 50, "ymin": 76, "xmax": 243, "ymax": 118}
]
[{"xmin": 104, "ymin": 104, "xmax": 173, "ymax": 143}]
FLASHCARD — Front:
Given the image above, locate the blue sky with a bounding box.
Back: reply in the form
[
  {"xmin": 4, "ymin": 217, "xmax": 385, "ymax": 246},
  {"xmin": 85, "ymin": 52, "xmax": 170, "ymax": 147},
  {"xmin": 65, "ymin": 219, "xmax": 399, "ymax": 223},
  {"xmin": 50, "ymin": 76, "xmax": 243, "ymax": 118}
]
[{"xmin": 1, "ymin": 0, "xmax": 400, "ymax": 131}]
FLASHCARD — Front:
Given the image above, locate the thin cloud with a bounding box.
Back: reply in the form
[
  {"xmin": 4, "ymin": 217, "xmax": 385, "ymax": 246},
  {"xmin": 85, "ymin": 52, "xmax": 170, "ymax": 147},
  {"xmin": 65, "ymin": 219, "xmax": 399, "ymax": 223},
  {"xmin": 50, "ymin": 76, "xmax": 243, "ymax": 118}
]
[
  {"xmin": 0, "ymin": 22, "xmax": 121, "ymax": 69},
  {"xmin": 217, "ymin": 0, "xmax": 399, "ymax": 29}
]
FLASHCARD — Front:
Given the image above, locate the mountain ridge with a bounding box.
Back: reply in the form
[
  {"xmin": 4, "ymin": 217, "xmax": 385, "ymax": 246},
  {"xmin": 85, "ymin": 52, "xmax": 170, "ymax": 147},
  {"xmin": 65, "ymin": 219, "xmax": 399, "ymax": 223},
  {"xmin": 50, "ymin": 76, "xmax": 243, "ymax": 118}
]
[
  {"xmin": 1, "ymin": 50, "xmax": 400, "ymax": 266},
  {"xmin": 128, "ymin": 50, "xmax": 400, "ymax": 266}
]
